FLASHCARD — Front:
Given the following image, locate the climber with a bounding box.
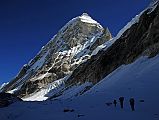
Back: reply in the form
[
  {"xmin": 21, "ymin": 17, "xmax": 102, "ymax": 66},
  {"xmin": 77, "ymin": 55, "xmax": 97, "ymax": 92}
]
[
  {"xmin": 113, "ymin": 100, "xmax": 117, "ymax": 107},
  {"xmin": 119, "ymin": 97, "xmax": 124, "ymax": 109},
  {"xmin": 129, "ymin": 98, "xmax": 135, "ymax": 111}
]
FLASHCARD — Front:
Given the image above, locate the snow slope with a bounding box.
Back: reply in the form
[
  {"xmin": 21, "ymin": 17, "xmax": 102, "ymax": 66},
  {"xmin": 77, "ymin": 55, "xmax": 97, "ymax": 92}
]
[
  {"xmin": 23, "ymin": 76, "xmax": 67, "ymax": 101},
  {"xmin": 1, "ymin": 55, "xmax": 159, "ymax": 120}
]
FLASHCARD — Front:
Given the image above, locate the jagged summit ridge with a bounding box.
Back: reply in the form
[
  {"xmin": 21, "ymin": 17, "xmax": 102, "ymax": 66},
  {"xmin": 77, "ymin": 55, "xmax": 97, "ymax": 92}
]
[
  {"xmin": 59, "ymin": 13, "xmax": 103, "ymax": 36},
  {"xmin": 49, "ymin": 13, "xmax": 104, "ymax": 49}
]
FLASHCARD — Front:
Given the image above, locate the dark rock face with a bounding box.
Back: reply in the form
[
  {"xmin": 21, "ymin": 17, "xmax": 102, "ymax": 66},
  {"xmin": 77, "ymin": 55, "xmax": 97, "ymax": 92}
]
[
  {"xmin": 0, "ymin": 92, "xmax": 22, "ymax": 108},
  {"xmin": 67, "ymin": 4, "xmax": 159, "ymax": 86}
]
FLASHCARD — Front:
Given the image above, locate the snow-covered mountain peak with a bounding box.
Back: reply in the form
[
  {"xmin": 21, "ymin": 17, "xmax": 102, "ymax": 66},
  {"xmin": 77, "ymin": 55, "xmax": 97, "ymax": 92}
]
[
  {"xmin": 0, "ymin": 12, "xmax": 112, "ymax": 100},
  {"xmin": 51, "ymin": 13, "xmax": 105, "ymax": 49},
  {"xmin": 59, "ymin": 13, "xmax": 103, "ymax": 35},
  {"xmin": 81, "ymin": 13, "xmax": 90, "ymax": 17},
  {"xmin": 79, "ymin": 13, "xmax": 100, "ymax": 25}
]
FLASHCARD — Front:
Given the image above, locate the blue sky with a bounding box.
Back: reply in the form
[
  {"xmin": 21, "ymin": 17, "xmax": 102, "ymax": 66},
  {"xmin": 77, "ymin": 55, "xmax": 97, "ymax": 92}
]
[{"xmin": 0, "ymin": 0, "xmax": 150, "ymax": 85}]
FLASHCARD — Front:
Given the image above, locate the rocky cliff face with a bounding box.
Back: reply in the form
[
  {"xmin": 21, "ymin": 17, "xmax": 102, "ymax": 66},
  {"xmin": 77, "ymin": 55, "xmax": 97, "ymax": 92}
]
[
  {"xmin": 1, "ymin": 13, "xmax": 112, "ymax": 100},
  {"xmin": 66, "ymin": 1, "xmax": 159, "ymax": 87}
]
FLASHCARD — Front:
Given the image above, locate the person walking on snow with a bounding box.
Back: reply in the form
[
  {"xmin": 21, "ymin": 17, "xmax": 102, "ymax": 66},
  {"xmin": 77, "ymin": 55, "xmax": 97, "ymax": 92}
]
[
  {"xmin": 129, "ymin": 98, "xmax": 135, "ymax": 111},
  {"xmin": 113, "ymin": 100, "xmax": 117, "ymax": 107},
  {"xmin": 119, "ymin": 97, "xmax": 124, "ymax": 109}
]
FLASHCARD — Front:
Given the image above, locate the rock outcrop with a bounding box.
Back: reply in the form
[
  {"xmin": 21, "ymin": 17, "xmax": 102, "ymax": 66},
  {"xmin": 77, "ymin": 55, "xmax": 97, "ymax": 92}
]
[{"xmin": 0, "ymin": 92, "xmax": 22, "ymax": 108}]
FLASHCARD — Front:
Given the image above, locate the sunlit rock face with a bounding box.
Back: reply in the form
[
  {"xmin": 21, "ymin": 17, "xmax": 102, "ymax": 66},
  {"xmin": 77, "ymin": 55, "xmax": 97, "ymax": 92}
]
[{"xmin": 1, "ymin": 13, "xmax": 112, "ymax": 99}]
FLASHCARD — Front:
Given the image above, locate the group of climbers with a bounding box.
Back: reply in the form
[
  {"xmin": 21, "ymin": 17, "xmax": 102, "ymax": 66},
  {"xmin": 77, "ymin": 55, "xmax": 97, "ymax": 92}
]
[{"xmin": 113, "ymin": 97, "xmax": 135, "ymax": 111}]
